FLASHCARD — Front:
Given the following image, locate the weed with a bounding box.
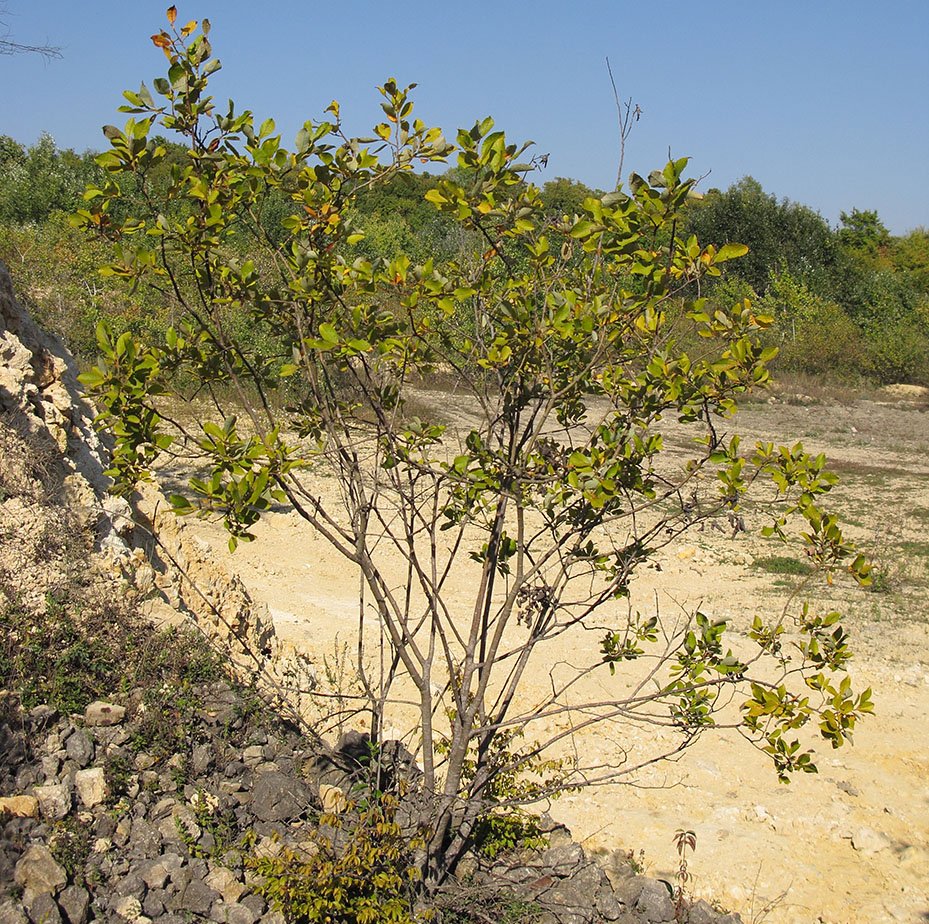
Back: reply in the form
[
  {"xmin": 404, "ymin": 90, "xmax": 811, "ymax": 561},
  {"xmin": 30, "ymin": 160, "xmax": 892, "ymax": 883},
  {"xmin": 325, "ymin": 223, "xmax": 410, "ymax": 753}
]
[
  {"xmin": 752, "ymin": 556, "xmax": 815, "ymax": 577},
  {"xmin": 440, "ymin": 889, "xmax": 545, "ymax": 924},
  {"xmin": 673, "ymin": 829, "xmax": 697, "ymax": 923},
  {"xmin": 244, "ymin": 792, "xmax": 425, "ymax": 924},
  {"xmin": 48, "ymin": 816, "xmax": 92, "ymax": 886},
  {"xmin": 104, "ymin": 751, "xmax": 132, "ymax": 800}
]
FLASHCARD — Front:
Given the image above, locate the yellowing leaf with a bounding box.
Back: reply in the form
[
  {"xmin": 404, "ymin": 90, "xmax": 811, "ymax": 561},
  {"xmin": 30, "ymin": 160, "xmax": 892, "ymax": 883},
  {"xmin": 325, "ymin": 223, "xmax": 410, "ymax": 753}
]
[
  {"xmin": 166, "ymin": 5, "xmax": 177, "ymax": 26},
  {"xmin": 180, "ymin": 20, "xmax": 198, "ymax": 37},
  {"xmin": 151, "ymin": 33, "xmax": 171, "ymax": 48}
]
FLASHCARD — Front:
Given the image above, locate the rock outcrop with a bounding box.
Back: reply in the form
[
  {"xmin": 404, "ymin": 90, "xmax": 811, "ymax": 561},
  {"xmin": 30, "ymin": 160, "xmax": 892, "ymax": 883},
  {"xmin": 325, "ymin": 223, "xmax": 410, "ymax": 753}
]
[{"xmin": 0, "ymin": 258, "xmax": 274, "ymax": 665}]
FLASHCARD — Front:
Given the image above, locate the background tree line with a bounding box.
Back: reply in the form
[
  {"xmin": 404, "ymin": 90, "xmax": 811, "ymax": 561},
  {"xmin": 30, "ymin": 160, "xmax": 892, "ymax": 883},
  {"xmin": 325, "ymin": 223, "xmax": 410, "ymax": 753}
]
[{"xmin": 1, "ymin": 130, "xmax": 927, "ymax": 385}]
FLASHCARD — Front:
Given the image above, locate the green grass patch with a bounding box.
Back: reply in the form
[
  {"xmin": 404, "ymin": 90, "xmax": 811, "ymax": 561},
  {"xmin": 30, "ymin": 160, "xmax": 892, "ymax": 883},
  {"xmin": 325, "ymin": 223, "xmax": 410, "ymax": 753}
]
[{"xmin": 753, "ymin": 555, "xmax": 815, "ymax": 577}]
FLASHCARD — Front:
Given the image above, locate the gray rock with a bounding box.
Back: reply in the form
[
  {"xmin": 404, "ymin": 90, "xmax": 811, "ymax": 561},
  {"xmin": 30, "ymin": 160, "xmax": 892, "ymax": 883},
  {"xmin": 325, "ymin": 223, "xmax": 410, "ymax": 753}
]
[
  {"xmin": 179, "ymin": 879, "xmax": 221, "ymax": 915},
  {"xmin": 64, "ymin": 729, "xmax": 93, "ymax": 767},
  {"xmin": 241, "ymin": 894, "xmax": 267, "ymax": 917},
  {"xmin": 41, "ymin": 755, "xmax": 61, "ymax": 780},
  {"xmin": 33, "ymin": 782, "xmax": 71, "ymax": 820},
  {"xmin": 26, "ymin": 892, "xmax": 63, "ymax": 924},
  {"xmin": 160, "ymin": 804, "xmax": 201, "ymax": 843},
  {"xmin": 14, "ymin": 845, "xmax": 67, "ymax": 895},
  {"xmin": 129, "ymin": 817, "xmax": 163, "ymax": 857},
  {"xmin": 538, "ymin": 842, "xmax": 586, "ymax": 875},
  {"xmin": 94, "ymin": 812, "xmax": 117, "ymax": 839},
  {"xmin": 143, "ymin": 891, "xmax": 167, "ymax": 918},
  {"xmin": 687, "ymin": 900, "xmax": 721, "ymax": 924},
  {"xmin": 596, "ymin": 887, "xmax": 623, "ymax": 921},
  {"xmin": 191, "ymin": 743, "xmax": 214, "ymax": 775},
  {"xmin": 84, "ymin": 701, "xmax": 126, "ymax": 727},
  {"xmin": 0, "ymin": 898, "xmax": 29, "ymax": 924},
  {"xmin": 210, "ymin": 904, "xmax": 259, "ymax": 924},
  {"xmin": 115, "ymin": 871, "xmax": 147, "ymax": 900},
  {"xmin": 251, "ymin": 770, "xmax": 311, "ymax": 823},
  {"xmin": 57, "ymin": 885, "xmax": 90, "ymax": 924},
  {"xmin": 635, "ymin": 879, "xmax": 675, "ymax": 923},
  {"xmin": 137, "ymin": 859, "xmax": 170, "ymax": 890}
]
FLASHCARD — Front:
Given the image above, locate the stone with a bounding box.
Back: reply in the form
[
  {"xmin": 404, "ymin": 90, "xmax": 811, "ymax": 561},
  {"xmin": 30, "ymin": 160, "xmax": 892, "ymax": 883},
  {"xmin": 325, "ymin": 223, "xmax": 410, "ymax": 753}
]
[
  {"xmin": 240, "ymin": 894, "xmax": 267, "ymax": 917},
  {"xmin": 191, "ymin": 743, "xmax": 213, "ymax": 775},
  {"xmin": 688, "ymin": 900, "xmax": 720, "ymax": 924},
  {"xmin": 538, "ymin": 842, "xmax": 585, "ymax": 874},
  {"xmin": 0, "ymin": 794, "xmax": 39, "ymax": 817},
  {"xmin": 205, "ymin": 866, "xmax": 246, "ymax": 904},
  {"xmin": 319, "ymin": 783, "xmax": 347, "ymax": 813},
  {"xmin": 142, "ymin": 893, "xmax": 166, "ymax": 918},
  {"xmin": 178, "ymin": 879, "xmax": 221, "ymax": 915},
  {"xmin": 115, "ymin": 872, "xmax": 147, "ymax": 900},
  {"xmin": 74, "ymin": 767, "xmax": 107, "ymax": 808},
  {"xmin": 14, "ymin": 845, "xmax": 67, "ymax": 894},
  {"xmin": 26, "ymin": 892, "xmax": 63, "ymax": 924},
  {"xmin": 137, "ymin": 859, "xmax": 170, "ymax": 890},
  {"xmin": 251, "ymin": 770, "xmax": 311, "ymax": 823},
  {"xmin": 210, "ymin": 904, "xmax": 258, "ymax": 924},
  {"xmin": 112, "ymin": 895, "xmax": 144, "ymax": 921},
  {"xmin": 130, "ymin": 817, "xmax": 163, "ymax": 857},
  {"xmin": 57, "ymin": 885, "xmax": 90, "ymax": 924},
  {"xmin": 64, "ymin": 729, "xmax": 94, "ymax": 767},
  {"xmin": 0, "ymin": 898, "xmax": 29, "ymax": 924},
  {"xmin": 84, "ymin": 701, "xmax": 126, "ymax": 727},
  {"xmin": 160, "ymin": 804, "xmax": 201, "ymax": 843},
  {"xmin": 41, "ymin": 754, "xmax": 60, "ymax": 779},
  {"xmin": 596, "ymin": 887, "xmax": 623, "ymax": 921},
  {"xmin": 33, "ymin": 782, "xmax": 71, "ymax": 820},
  {"xmin": 634, "ymin": 879, "xmax": 675, "ymax": 923},
  {"xmin": 851, "ymin": 825, "xmax": 891, "ymax": 855}
]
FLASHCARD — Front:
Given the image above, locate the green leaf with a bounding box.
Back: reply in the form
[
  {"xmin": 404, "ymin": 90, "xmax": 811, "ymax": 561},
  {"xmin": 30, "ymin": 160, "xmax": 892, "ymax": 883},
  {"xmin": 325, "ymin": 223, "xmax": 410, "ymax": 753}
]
[{"xmin": 714, "ymin": 243, "xmax": 749, "ymax": 262}]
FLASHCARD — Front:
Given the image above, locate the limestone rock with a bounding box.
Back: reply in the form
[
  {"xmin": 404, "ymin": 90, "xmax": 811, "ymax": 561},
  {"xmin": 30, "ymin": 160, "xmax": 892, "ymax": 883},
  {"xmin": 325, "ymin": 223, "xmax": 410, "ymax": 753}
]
[
  {"xmin": 64, "ymin": 729, "xmax": 94, "ymax": 767},
  {"xmin": 851, "ymin": 825, "xmax": 892, "ymax": 855},
  {"xmin": 635, "ymin": 878, "xmax": 675, "ymax": 922},
  {"xmin": 111, "ymin": 895, "xmax": 145, "ymax": 922},
  {"xmin": 14, "ymin": 845, "xmax": 67, "ymax": 895},
  {"xmin": 84, "ymin": 700, "xmax": 126, "ymax": 727},
  {"xmin": 251, "ymin": 769, "xmax": 311, "ymax": 823},
  {"xmin": 205, "ymin": 866, "xmax": 246, "ymax": 904},
  {"xmin": 319, "ymin": 783, "xmax": 347, "ymax": 813},
  {"xmin": 74, "ymin": 767, "xmax": 107, "ymax": 808},
  {"xmin": 26, "ymin": 891, "xmax": 63, "ymax": 924},
  {"xmin": 33, "ymin": 782, "xmax": 71, "ymax": 820},
  {"xmin": 0, "ymin": 794, "xmax": 39, "ymax": 817},
  {"xmin": 57, "ymin": 885, "xmax": 90, "ymax": 924}
]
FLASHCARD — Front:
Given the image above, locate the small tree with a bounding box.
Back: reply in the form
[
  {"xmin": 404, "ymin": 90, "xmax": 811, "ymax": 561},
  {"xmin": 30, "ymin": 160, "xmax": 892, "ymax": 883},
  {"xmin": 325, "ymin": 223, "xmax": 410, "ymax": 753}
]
[{"xmin": 77, "ymin": 10, "xmax": 872, "ymax": 891}]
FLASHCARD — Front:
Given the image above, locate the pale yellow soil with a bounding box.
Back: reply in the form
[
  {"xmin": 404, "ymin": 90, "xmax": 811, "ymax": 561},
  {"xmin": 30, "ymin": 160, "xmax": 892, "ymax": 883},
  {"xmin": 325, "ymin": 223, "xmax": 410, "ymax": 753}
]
[{"xmin": 163, "ymin": 389, "xmax": 929, "ymax": 924}]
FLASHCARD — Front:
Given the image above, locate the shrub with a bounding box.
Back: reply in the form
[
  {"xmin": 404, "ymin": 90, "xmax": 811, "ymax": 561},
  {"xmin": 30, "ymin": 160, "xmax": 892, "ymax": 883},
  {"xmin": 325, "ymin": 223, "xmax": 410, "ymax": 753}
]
[{"xmin": 78, "ymin": 11, "xmax": 873, "ymax": 894}]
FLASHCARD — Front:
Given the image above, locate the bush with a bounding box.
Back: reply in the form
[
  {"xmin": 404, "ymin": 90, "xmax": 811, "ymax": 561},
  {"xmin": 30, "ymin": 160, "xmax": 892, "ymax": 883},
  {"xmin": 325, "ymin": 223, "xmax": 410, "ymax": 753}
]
[{"xmin": 78, "ymin": 12, "xmax": 873, "ymax": 895}]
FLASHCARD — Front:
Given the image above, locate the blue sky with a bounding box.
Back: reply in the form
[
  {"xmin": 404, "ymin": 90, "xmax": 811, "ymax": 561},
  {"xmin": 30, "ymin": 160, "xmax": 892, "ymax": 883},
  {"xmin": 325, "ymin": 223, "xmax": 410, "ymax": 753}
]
[{"xmin": 2, "ymin": 1, "xmax": 927, "ymax": 234}]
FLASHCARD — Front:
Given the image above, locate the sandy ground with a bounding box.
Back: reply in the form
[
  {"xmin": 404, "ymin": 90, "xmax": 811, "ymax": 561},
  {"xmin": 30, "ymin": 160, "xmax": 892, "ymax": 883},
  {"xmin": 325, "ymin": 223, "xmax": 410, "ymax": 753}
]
[{"xmin": 163, "ymin": 387, "xmax": 929, "ymax": 924}]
